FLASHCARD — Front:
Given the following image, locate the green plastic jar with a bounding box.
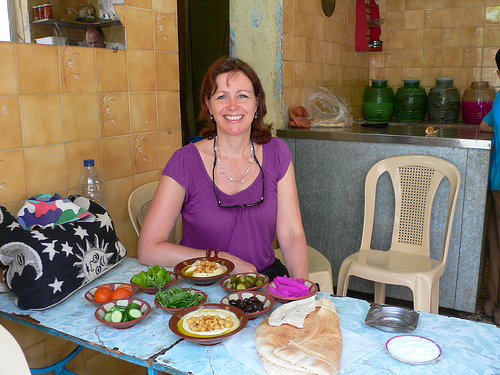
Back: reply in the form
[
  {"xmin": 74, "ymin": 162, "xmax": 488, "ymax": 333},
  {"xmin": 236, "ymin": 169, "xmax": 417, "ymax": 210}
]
[
  {"xmin": 363, "ymin": 79, "xmax": 394, "ymax": 121},
  {"xmin": 427, "ymin": 78, "xmax": 460, "ymax": 123},
  {"xmin": 394, "ymin": 80, "xmax": 427, "ymax": 122}
]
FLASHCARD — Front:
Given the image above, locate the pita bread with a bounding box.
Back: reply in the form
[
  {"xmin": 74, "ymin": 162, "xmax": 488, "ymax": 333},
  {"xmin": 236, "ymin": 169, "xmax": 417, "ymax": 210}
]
[{"xmin": 255, "ymin": 298, "xmax": 342, "ymax": 375}]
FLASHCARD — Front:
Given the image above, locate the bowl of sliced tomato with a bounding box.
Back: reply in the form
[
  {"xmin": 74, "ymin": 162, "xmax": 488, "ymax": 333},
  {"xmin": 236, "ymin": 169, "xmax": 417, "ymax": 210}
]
[{"xmin": 85, "ymin": 283, "xmax": 136, "ymax": 304}]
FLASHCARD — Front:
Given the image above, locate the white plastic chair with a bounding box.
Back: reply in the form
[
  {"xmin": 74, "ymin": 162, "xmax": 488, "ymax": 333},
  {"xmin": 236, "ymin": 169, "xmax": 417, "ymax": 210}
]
[
  {"xmin": 128, "ymin": 181, "xmax": 182, "ymax": 244},
  {"xmin": 0, "ymin": 324, "xmax": 31, "ymax": 375},
  {"xmin": 274, "ymin": 247, "xmax": 334, "ymax": 294},
  {"xmin": 336, "ymin": 155, "xmax": 461, "ymax": 314}
]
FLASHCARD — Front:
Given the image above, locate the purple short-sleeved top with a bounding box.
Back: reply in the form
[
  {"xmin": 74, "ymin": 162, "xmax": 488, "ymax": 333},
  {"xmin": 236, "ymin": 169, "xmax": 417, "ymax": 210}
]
[{"xmin": 162, "ymin": 137, "xmax": 292, "ymax": 271}]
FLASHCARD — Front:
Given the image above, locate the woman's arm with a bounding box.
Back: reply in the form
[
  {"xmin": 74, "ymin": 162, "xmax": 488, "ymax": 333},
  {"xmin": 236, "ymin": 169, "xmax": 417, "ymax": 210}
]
[
  {"xmin": 479, "ymin": 119, "xmax": 494, "ymax": 133},
  {"xmin": 138, "ymin": 175, "xmax": 258, "ymax": 273},
  {"xmin": 275, "ymin": 161, "xmax": 309, "ymax": 279}
]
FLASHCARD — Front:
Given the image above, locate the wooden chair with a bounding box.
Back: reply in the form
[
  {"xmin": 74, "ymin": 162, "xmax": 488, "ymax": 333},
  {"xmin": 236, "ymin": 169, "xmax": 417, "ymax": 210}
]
[{"xmin": 336, "ymin": 155, "xmax": 461, "ymax": 313}]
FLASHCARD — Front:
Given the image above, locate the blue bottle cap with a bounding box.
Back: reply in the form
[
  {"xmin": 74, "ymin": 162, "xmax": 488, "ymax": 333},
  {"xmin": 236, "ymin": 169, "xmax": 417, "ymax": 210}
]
[{"xmin": 83, "ymin": 159, "xmax": 95, "ymax": 167}]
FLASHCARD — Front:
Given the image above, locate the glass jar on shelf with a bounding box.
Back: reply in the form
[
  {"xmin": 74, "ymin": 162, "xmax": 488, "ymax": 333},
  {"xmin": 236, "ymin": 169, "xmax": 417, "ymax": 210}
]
[
  {"xmin": 363, "ymin": 79, "xmax": 394, "ymax": 121},
  {"xmin": 462, "ymin": 81, "xmax": 495, "ymax": 124},
  {"xmin": 394, "ymin": 80, "xmax": 427, "ymax": 122},
  {"xmin": 427, "ymin": 78, "xmax": 460, "ymax": 123}
]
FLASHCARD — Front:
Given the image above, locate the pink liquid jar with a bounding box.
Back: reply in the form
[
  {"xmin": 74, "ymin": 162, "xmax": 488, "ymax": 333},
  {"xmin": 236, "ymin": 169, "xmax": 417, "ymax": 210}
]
[{"xmin": 462, "ymin": 81, "xmax": 495, "ymax": 124}]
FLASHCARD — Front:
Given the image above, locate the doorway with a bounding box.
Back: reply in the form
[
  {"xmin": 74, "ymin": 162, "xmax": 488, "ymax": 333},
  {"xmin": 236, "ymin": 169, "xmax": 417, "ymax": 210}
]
[{"xmin": 177, "ymin": 0, "xmax": 229, "ymax": 144}]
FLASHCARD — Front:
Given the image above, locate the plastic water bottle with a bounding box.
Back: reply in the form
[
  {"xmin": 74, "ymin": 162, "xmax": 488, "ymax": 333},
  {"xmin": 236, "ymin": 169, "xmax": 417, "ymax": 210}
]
[{"xmin": 77, "ymin": 159, "xmax": 106, "ymax": 208}]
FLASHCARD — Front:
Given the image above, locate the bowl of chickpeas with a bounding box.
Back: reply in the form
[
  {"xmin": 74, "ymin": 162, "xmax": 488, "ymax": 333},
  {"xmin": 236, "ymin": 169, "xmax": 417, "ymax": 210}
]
[
  {"xmin": 168, "ymin": 303, "xmax": 248, "ymax": 346},
  {"xmin": 174, "ymin": 257, "xmax": 234, "ymax": 286}
]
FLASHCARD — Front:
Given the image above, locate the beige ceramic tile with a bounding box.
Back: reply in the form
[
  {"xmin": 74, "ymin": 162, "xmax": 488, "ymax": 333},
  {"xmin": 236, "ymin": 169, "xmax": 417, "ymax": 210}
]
[
  {"xmin": 65, "ymin": 139, "xmax": 102, "ymax": 190},
  {"xmin": 404, "ymin": 10, "xmax": 424, "ymax": 28},
  {"xmin": 24, "ymin": 342, "xmax": 47, "ymax": 368},
  {"xmin": 387, "ymin": 0, "xmax": 405, "ymax": 11},
  {"xmin": 283, "ymin": 6, "xmax": 295, "ymax": 34},
  {"xmin": 423, "ymin": 48, "xmax": 443, "ymax": 67},
  {"xmin": 442, "ymin": 48, "xmax": 463, "ymax": 66},
  {"xmin": 305, "ymin": 38, "xmax": 315, "ymax": 63},
  {"xmin": 96, "ymin": 49, "xmax": 128, "ymax": 93},
  {"xmin": 155, "ymin": 52, "xmax": 179, "ymax": 91},
  {"xmin": 63, "ymin": 94, "xmax": 100, "ymax": 142},
  {"xmin": 105, "ymin": 176, "xmax": 134, "ymax": 221},
  {"xmin": 404, "ymin": 29, "xmax": 424, "ymax": 48},
  {"xmin": 463, "ymin": 27, "xmax": 484, "ymax": 46},
  {"xmin": 294, "ymin": 36, "xmax": 306, "ymax": 62},
  {"xmin": 20, "ymin": 95, "xmax": 64, "ymax": 148},
  {"xmin": 126, "ymin": 7, "xmax": 154, "ymax": 51},
  {"xmin": 443, "ymin": 27, "xmax": 463, "ymax": 48},
  {"xmin": 443, "ymin": 7, "xmax": 464, "ymax": 28},
  {"xmin": 130, "ymin": 92, "xmax": 157, "ymax": 132},
  {"xmin": 464, "ymin": 6, "xmax": 485, "ymax": 27},
  {"xmin": 59, "ymin": 46, "xmax": 97, "ymax": 94},
  {"xmin": 462, "ymin": 47, "xmax": 483, "ymax": 66},
  {"xmin": 99, "ymin": 93, "xmax": 130, "ymax": 137},
  {"xmin": 445, "ymin": 0, "xmax": 466, "ymax": 6},
  {"xmin": 0, "ymin": 96, "xmax": 23, "ymax": 150},
  {"xmin": 128, "ymin": 50, "xmax": 156, "ymax": 92},
  {"xmin": 153, "ymin": 0, "xmax": 177, "ymax": 13},
  {"xmin": 385, "ymin": 48, "xmax": 404, "ymax": 67},
  {"xmin": 102, "ymin": 135, "xmax": 133, "ymax": 180},
  {"xmin": 295, "ymin": 10, "xmax": 314, "ymax": 38},
  {"xmin": 158, "ymin": 128, "xmax": 182, "ymax": 168},
  {"xmin": 17, "ymin": 43, "xmax": 60, "ymax": 95},
  {"xmin": 44, "ymin": 335, "xmax": 79, "ymax": 367},
  {"xmin": 25, "ymin": 144, "xmax": 67, "ymax": 196},
  {"xmin": 282, "ymin": 34, "xmax": 292, "ymax": 61},
  {"xmin": 483, "ymin": 25, "xmax": 500, "ymax": 45},
  {"xmin": 157, "ymin": 90, "xmax": 180, "ymax": 130},
  {"xmin": 403, "ymin": 49, "xmax": 424, "ymax": 67},
  {"xmin": 424, "ymin": 9, "xmax": 443, "ymax": 28},
  {"xmin": 155, "ymin": 12, "xmax": 178, "ymax": 52},
  {"xmin": 0, "ymin": 149, "xmax": 27, "ymax": 205},
  {"xmin": 132, "ymin": 132, "xmax": 159, "ymax": 174},
  {"xmin": 126, "ymin": 0, "xmax": 152, "ymax": 9},
  {"xmin": 0, "ymin": 43, "xmax": 18, "ymax": 95},
  {"xmin": 485, "ymin": 5, "xmax": 500, "ymax": 25},
  {"xmin": 424, "ymin": 0, "xmax": 445, "ymax": 8},
  {"xmin": 423, "ymin": 29, "xmax": 443, "ymax": 48},
  {"xmin": 386, "ymin": 11, "xmax": 405, "ymax": 30},
  {"xmin": 483, "ymin": 46, "xmax": 499, "ymax": 66}
]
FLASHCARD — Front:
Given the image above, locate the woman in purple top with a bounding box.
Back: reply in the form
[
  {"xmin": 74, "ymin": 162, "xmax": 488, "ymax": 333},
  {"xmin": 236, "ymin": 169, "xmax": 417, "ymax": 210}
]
[{"xmin": 138, "ymin": 57, "xmax": 308, "ymax": 280}]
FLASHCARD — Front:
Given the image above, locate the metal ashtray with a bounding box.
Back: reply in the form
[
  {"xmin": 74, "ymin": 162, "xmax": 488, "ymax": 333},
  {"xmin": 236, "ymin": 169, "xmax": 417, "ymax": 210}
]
[{"xmin": 365, "ymin": 304, "xmax": 419, "ymax": 332}]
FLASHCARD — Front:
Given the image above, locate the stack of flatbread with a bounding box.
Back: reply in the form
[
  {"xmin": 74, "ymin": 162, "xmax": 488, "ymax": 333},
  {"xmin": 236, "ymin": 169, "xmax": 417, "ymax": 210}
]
[{"xmin": 255, "ymin": 298, "xmax": 342, "ymax": 375}]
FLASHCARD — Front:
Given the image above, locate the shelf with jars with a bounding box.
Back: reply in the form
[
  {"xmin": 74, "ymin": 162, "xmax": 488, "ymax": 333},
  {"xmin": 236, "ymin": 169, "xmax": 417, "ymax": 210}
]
[{"xmin": 356, "ymin": 0, "xmax": 384, "ymax": 51}]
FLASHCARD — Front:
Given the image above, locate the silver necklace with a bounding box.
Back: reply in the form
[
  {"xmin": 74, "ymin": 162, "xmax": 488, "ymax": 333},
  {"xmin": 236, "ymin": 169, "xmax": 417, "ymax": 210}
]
[{"xmin": 214, "ymin": 136, "xmax": 255, "ymax": 183}]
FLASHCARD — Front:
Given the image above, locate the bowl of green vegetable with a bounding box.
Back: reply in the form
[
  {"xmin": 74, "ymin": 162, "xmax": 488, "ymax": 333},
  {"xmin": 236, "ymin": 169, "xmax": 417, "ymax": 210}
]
[
  {"xmin": 220, "ymin": 272, "xmax": 269, "ymax": 292},
  {"xmin": 154, "ymin": 287, "xmax": 208, "ymax": 313},
  {"xmin": 95, "ymin": 298, "xmax": 151, "ymax": 329},
  {"xmin": 130, "ymin": 265, "xmax": 178, "ymax": 294}
]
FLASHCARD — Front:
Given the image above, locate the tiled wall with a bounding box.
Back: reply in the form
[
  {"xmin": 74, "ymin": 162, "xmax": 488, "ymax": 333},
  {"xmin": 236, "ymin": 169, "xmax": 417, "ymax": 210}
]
[
  {"xmin": 0, "ymin": 0, "xmax": 180, "ymax": 373},
  {"xmin": 283, "ymin": 0, "xmax": 500, "ymax": 121}
]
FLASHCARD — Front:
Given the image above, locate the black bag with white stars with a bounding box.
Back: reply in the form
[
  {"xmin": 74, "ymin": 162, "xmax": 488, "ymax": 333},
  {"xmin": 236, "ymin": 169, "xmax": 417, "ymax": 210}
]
[{"xmin": 0, "ymin": 196, "xmax": 127, "ymax": 310}]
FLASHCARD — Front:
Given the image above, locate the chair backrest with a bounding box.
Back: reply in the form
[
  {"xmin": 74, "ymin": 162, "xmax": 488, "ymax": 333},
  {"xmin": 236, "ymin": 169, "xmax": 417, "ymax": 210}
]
[
  {"xmin": 361, "ymin": 155, "xmax": 461, "ymax": 264},
  {"xmin": 127, "ymin": 182, "xmax": 182, "ymax": 244},
  {"xmin": 0, "ymin": 324, "xmax": 31, "ymax": 375}
]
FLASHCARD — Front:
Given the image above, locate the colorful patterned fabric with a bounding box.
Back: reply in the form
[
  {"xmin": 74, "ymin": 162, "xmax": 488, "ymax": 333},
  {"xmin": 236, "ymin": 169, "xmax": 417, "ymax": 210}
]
[{"xmin": 17, "ymin": 193, "xmax": 95, "ymax": 230}]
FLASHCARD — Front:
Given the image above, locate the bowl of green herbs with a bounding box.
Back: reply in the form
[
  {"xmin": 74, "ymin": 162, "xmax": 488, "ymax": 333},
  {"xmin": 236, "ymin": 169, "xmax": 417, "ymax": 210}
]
[
  {"xmin": 130, "ymin": 265, "xmax": 178, "ymax": 295},
  {"xmin": 154, "ymin": 286, "xmax": 208, "ymax": 313}
]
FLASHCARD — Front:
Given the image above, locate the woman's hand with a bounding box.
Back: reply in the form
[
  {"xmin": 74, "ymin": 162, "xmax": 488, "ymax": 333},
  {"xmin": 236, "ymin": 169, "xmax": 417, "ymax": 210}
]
[{"xmin": 217, "ymin": 251, "xmax": 257, "ymax": 274}]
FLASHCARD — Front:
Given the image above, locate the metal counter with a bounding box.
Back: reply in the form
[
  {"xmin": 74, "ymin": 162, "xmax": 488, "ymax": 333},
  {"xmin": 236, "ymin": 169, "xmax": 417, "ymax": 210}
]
[
  {"xmin": 277, "ymin": 122, "xmax": 492, "ymax": 150},
  {"xmin": 278, "ymin": 122, "xmax": 491, "ymax": 313}
]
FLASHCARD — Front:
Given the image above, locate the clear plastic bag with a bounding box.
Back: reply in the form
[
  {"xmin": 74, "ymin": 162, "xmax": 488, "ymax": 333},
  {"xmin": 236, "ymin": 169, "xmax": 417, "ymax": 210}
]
[{"xmin": 305, "ymin": 87, "xmax": 353, "ymax": 127}]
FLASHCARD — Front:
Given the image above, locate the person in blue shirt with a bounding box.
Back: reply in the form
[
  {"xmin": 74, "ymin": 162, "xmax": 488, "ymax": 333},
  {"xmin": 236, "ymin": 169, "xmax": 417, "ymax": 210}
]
[{"xmin": 479, "ymin": 48, "xmax": 500, "ymax": 325}]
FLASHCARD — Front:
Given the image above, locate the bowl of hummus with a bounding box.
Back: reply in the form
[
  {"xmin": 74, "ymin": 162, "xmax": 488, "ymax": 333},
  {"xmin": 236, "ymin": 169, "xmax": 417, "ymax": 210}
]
[
  {"xmin": 174, "ymin": 257, "xmax": 234, "ymax": 286},
  {"xmin": 168, "ymin": 303, "xmax": 248, "ymax": 345}
]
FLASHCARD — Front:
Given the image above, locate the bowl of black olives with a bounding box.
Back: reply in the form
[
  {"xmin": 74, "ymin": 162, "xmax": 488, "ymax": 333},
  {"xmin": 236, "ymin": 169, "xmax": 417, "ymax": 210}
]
[{"xmin": 220, "ymin": 290, "xmax": 275, "ymax": 320}]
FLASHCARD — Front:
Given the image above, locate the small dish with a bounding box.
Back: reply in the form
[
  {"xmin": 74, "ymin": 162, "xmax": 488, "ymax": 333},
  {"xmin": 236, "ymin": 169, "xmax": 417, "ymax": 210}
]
[
  {"xmin": 386, "ymin": 335, "xmax": 442, "ymax": 364},
  {"xmin": 169, "ymin": 303, "xmax": 248, "ymax": 346},
  {"xmin": 95, "ymin": 298, "xmax": 151, "ymax": 329},
  {"xmin": 220, "ymin": 272, "xmax": 270, "ymax": 292},
  {"xmin": 220, "ymin": 290, "xmax": 274, "ymax": 320},
  {"xmin": 154, "ymin": 287, "xmax": 208, "ymax": 314},
  {"xmin": 85, "ymin": 283, "xmax": 137, "ymax": 303},
  {"xmin": 130, "ymin": 270, "xmax": 178, "ymax": 295},
  {"xmin": 365, "ymin": 304, "xmax": 419, "ymax": 332},
  {"xmin": 174, "ymin": 257, "xmax": 234, "ymax": 286},
  {"xmin": 265, "ymin": 278, "xmax": 318, "ymax": 302}
]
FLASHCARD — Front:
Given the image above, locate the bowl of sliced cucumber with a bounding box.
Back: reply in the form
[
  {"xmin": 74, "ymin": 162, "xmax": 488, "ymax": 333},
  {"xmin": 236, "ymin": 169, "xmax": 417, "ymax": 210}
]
[{"xmin": 95, "ymin": 298, "xmax": 151, "ymax": 329}]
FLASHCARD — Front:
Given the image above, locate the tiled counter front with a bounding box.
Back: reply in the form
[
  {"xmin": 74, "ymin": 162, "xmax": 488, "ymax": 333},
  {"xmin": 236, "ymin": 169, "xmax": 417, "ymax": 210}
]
[{"xmin": 278, "ymin": 123, "xmax": 492, "ymax": 313}]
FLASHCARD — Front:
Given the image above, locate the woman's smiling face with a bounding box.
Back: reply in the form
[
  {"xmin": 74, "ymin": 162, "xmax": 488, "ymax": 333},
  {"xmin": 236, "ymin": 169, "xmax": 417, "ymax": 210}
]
[{"xmin": 206, "ymin": 71, "xmax": 258, "ymax": 137}]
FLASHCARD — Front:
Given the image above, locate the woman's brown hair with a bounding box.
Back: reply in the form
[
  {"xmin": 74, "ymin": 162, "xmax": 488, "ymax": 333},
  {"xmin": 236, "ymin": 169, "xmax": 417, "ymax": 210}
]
[{"xmin": 199, "ymin": 56, "xmax": 273, "ymax": 144}]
